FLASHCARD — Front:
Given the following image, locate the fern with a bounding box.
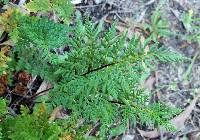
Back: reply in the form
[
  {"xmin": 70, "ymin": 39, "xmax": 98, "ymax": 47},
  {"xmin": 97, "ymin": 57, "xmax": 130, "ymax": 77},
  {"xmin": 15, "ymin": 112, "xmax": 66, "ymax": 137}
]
[
  {"xmin": 47, "ymin": 15, "xmax": 183, "ymax": 137},
  {"xmin": 146, "ymin": 43, "xmax": 188, "ymax": 63},
  {"xmin": 0, "ymin": 47, "xmax": 11, "ymax": 75},
  {"xmin": 0, "ymin": 0, "xmax": 9, "ymax": 4},
  {"xmin": 25, "ymin": 0, "xmax": 50, "ymax": 12},
  {"xmin": 0, "ymin": 102, "xmax": 62, "ymax": 140},
  {"xmin": 0, "ymin": 98, "xmax": 7, "ymax": 117},
  {"xmin": 144, "ymin": 6, "xmax": 172, "ymax": 41},
  {"xmin": 0, "ymin": 7, "xmax": 17, "ymax": 32},
  {"xmin": 6, "ymin": 10, "xmax": 70, "ymax": 82},
  {"xmin": 0, "ymin": 6, "xmax": 187, "ymax": 139},
  {"xmin": 0, "ymin": 98, "xmax": 7, "ymax": 140},
  {"xmin": 181, "ymin": 9, "xmax": 200, "ymax": 45},
  {"xmin": 25, "ymin": 0, "xmax": 74, "ymax": 23}
]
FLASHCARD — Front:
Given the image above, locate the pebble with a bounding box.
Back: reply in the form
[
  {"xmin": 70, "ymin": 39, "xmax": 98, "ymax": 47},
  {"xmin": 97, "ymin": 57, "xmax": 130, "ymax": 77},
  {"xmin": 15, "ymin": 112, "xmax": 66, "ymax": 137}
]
[
  {"xmin": 71, "ymin": 0, "xmax": 82, "ymax": 4},
  {"xmin": 94, "ymin": 0, "xmax": 105, "ymax": 4},
  {"xmin": 122, "ymin": 135, "xmax": 134, "ymax": 140}
]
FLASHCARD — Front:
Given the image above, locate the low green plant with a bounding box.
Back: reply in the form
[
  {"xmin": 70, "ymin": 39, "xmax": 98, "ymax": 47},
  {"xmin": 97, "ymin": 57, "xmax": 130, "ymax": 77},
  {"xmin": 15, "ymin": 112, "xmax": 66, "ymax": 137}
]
[
  {"xmin": 0, "ymin": 47, "xmax": 11, "ymax": 75},
  {"xmin": 0, "ymin": 100, "xmax": 62, "ymax": 140},
  {"xmin": 0, "ymin": 0, "xmax": 9, "ymax": 4},
  {"xmin": 0, "ymin": 1, "xmax": 187, "ymax": 139},
  {"xmin": 0, "ymin": 98, "xmax": 7, "ymax": 140},
  {"xmin": 181, "ymin": 9, "xmax": 200, "ymax": 45},
  {"xmin": 144, "ymin": 7, "xmax": 172, "ymax": 41},
  {"xmin": 25, "ymin": 0, "xmax": 74, "ymax": 24},
  {"xmin": 0, "ymin": 98, "xmax": 7, "ymax": 117}
]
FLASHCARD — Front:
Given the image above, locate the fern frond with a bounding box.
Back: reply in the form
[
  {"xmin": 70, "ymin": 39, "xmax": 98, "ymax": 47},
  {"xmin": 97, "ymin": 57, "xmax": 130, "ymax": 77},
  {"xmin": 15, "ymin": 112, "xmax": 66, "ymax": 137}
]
[
  {"xmin": 144, "ymin": 7, "xmax": 172, "ymax": 41},
  {"xmin": 46, "ymin": 18, "xmax": 184, "ymax": 137},
  {"xmin": 0, "ymin": 103, "xmax": 62, "ymax": 140},
  {"xmin": 181, "ymin": 9, "xmax": 200, "ymax": 45},
  {"xmin": 0, "ymin": 47, "xmax": 11, "ymax": 75},
  {"xmin": 0, "ymin": 7, "xmax": 18, "ymax": 32},
  {"xmin": 25, "ymin": 0, "xmax": 74, "ymax": 23},
  {"xmin": 146, "ymin": 43, "xmax": 188, "ymax": 63},
  {"xmin": 25, "ymin": 0, "xmax": 50, "ymax": 12},
  {"xmin": 0, "ymin": 0, "xmax": 9, "ymax": 4},
  {"xmin": 0, "ymin": 98, "xmax": 7, "ymax": 117},
  {"xmin": 0, "ymin": 7, "xmax": 186, "ymax": 138},
  {"xmin": 7, "ymin": 13, "xmax": 71, "ymax": 81}
]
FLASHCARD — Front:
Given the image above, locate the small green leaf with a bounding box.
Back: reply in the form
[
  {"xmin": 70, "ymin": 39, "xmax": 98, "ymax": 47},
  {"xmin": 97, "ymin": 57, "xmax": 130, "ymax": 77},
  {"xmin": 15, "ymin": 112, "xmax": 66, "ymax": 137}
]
[
  {"xmin": 26, "ymin": 0, "xmax": 50, "ymax": 12},
  {"xmin": 110, "ymin": 124, "xmax": 126, "ymax": 137}
]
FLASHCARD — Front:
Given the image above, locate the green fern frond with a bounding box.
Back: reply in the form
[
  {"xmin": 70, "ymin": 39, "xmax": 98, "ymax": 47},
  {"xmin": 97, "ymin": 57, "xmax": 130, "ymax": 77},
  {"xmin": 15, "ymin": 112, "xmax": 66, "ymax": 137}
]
[
  {"xmin": 25, "ymin": 0, "xmax": 74, "ymax": 23},
  {"xmin": 25, "ymin": 0, "xmax": 50, "ymax": 12},
  {"xmin": 0, "ymin": 98, "xmax": 7, "ymax": 117},
  {"xmin": 146, "ymin": 43, "xmax": 189, "ymax": 63},
  {"xmin": 144, "ymin": 7, "xmax": 172, "ymax": 41},
  {"xmin": 7, "ymin": 13, "xmax": 71, "ymax": 81},
  {"xmin": 0, "ymin": 0, "xmax": 9, "ymax": 4},
  {"xmin": 0, "ymin": 6, "xmax": 186, "ymax": 138},
  {"xmin": 181, "ymin": 9, "xmax": 200, "ymax": 45},
  {"xmin": 46, "ymin": 18, "xmax": 184, "ymax": 137},
  {"xmin": 0, "ymin": 103, "xmax": 62, "ymax": 140},
  {"xmin": 0, "ymin": 47, "xmax": 11, "ymax": 75}
]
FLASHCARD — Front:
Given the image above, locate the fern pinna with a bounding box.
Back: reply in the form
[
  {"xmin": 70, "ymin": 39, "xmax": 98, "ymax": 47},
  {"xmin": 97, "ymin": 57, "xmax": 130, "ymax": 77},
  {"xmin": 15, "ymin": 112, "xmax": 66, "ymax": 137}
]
[{"xmin": 0, "ymin": 5, "xmax": 186, "ymax": 139}]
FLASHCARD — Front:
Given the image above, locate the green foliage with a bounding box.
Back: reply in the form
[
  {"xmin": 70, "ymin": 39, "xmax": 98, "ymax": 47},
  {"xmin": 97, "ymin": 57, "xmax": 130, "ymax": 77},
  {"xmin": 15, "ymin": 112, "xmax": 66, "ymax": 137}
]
[
  {"xmin": 7, "ymin": 11, "xmax": 70, "ymax": 82},
  {"xmin": 146, "ymin": 43, "xmax": 188, "ymax": 63},
  {"xmin": 0, "ymin": 7, "xmax": 17, "ymax": 32},
  {"xmin": 0, "ymin": 98, "xmax": 7, "ymax": 140},
  {"xmin": 181, "ymin": 9, "xmax": 200, "ymax": 45},
  {"xmin": 182, "ymin": 9, "xmax": 194, "ymax": 30},
  {"xmin": 0, "ymin": 98, "xmax": 7, "ymax": 117},
  {"xmin": 0, "ymin": 4, "xmax": 187, "ymax": 139},
  {"xmin": 25, "ymin": 0, "xmax": 74, "ymax": 23},
  {"xmin": 0, "ymin": 103, "xmax": 62, "ymax": 140},
  {"xmin": 110, "ymin": 124, "xmax": 126, "ymax": 137},
  {"xmin": 0, "ymin": 0, "xmax": 9, "ymax": 4},
  {"xmin": 26, "ymin": 0, "xmax": 49, "ymax": 12},
  {"xmin": 0, "ymin": 47, "xmax": 11, "ymax": 75},
  {"xmin": 144, "ymin": 7, "xmax": 172, "ymax": 41},
  {"xmin": 47, "ymin": 15, "xmax": 184, "ymax": 137},
  {"xmin": 57, "ymin": 117, "xmax": 93, "ymax": 140}
]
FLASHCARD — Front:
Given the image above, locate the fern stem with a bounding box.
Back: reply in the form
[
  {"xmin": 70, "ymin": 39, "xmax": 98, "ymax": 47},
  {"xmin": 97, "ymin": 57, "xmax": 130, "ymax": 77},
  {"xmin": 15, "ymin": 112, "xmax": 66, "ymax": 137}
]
[{"xmin": 28, "ymin": 87, "xmax": 53, "ymax": 100}]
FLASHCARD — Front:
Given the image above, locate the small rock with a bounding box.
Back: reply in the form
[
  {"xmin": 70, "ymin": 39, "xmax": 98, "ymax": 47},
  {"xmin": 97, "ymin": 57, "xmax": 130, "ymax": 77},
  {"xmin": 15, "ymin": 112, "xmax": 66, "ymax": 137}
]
[
  {"xmin": 122, "ymin": 135, "xmax": 134, "ymax": 140},
  {"xmin": 71, "ymin": 0, "xmax": 82, "ymax": 4},
  {"xmin": 94, "ymin": 0, "xmax": 105, "ymax": 4}
]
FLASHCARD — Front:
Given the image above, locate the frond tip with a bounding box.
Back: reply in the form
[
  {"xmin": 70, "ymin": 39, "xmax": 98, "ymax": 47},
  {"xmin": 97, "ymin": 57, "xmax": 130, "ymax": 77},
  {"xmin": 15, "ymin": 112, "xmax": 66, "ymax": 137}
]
[{"xmin": 147, "ymin": 44, "xmax": 189, "ymax": 62}]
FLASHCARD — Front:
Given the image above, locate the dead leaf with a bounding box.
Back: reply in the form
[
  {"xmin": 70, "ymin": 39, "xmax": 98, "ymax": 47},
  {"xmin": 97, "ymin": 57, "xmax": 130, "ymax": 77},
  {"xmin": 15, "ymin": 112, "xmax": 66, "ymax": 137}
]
[
  {"xmin": 171, "ymin": 92, "xmax": 200, "ymax": 130},
  {"xmin": 28, "ymin": 81, "xmax": 52, "ymax": 100},
  {"xmin": 49, "ymin": 106, "xmax": 62, "ymax": 122},
  {"xmin": 144, "ymin": 75, "xmax": 156, "ymax": 90},
  {"xmin": 188, "ymin": 131, "xmax": 200, "ymax": 140},
  {"xmin": 35, "ymin": 81, "xmax": 52, "ymax": 96},
  {"xmin": 137, "ymin": 128, "xmax": 160, "ymax": 139},
  {"xmin": 85, "ymin": 120, "xmax": 100, "ymax": 137},
  {"xmin": 141, "ymin": 36, "xmax": 150, "ymax": 55},
  {"xmin": 0, "ymin": 40, "xmax": 14, "ymax": 46},
  {"xmin": 49, "ymin": 106, "xmax": 70, "ymax": 122}
]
